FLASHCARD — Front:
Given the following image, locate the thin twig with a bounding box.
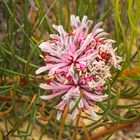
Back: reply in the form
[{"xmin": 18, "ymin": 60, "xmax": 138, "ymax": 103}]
[
  {"xmin": 58, "ymin": 105, "xmax": 68, "ymax": 140},
  {"xmin": 39, "ymin": 103, "xmax": 55, "ymax": 121},
  {"xmin": 73, "ymin": 109, "xmax": 82, "ymax": 140},
  {"xmin": 81, "ymin": 120, "xmax": 91, "ymax": 140},
  {"xmin": 91, "ymin": 119, "xmax": 140, "ymax": 139},
  {"xmin": 0, "ymin": 90, "xmax": 13, "ymax": 116}
]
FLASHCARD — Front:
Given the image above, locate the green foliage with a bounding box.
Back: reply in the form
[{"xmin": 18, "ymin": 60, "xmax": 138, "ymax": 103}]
[{"xmin": 0, "ymin": 0, "xmax": 140, "ymax": 139}]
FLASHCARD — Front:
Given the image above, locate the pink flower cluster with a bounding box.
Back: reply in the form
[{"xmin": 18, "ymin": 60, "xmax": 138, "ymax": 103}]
[{"xmin": 36, "ymin": 15, "xmax": 122, "ymax": 120}]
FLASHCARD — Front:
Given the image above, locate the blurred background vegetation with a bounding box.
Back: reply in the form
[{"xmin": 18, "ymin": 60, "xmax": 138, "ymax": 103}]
[{"xmin": 0, "ymin": 0, "xmax": 140, "ymax": 139}]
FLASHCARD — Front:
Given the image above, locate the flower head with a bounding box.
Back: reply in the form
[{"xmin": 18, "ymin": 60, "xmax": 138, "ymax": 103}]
[{"xmin": 36, "ymin": 15, "xmax": 122, "ymax": 120}]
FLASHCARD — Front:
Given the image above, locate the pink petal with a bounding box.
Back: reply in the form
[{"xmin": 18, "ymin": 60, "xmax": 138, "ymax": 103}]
[
  {"xmin": 56, "ymin": 100, "xmax": 66, "ymax": 110},
  {"xmin": 95, "ymin": 32, "xmax": 108, "ymax": 39},
  {"xmin": 40, "ymin": 89, "xmax": 68, "ymax": 100},
  {"xmin": 82, "ymin": 89, "xmax": 108, "ymax": 102},
  {"xmin": 48, "ymin": 63, "xmax": 68, "ymax": 76},
  {"xmin": 39, "ymin": 42, "xmax": 54, "ymax": 53},
  {"xmin": 83, "ymin": 98, "xmax": 98, "ymax": 118},
  {"xmin": 92, "ymin": 29, "xmax": 104, "ymax": 37},
  {"xmin": 56, "ymin": 111, "xmax": 62, "ymax": 121},
  {"xmin": 77, "ymin": 52, "xmax": 97, "ymax": 62},
  {"xmin": 92, "ymin": 22, "xmax": 103, "ymax": 33},
  {"xmin": 35, "ymin": 66, "xmax": 49, "ymax": 74},
  {"xmin": 81, "ymin": 15, "xmax": 88, "ymax": 24},
  {"xmin": 44, "ymin": 56, "xmax": 63, "ymax": 63},
  {"xmin": 74, "ymin": 33, "xmax": 93, "ymax": 60},
  {"xmin": 69, "ymin": 63, "xmax": 75, "ymax": 76}
]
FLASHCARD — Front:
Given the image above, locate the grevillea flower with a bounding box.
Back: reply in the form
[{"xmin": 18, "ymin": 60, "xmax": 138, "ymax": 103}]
[{"xmin": 36, "ymin": 15, "xmax": 122, "ymax": 120}]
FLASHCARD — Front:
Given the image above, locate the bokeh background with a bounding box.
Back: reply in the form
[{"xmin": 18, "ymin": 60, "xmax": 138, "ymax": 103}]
[{"xmin": 0, "ymin": 0, "xmax": 140, "ymax": 139}]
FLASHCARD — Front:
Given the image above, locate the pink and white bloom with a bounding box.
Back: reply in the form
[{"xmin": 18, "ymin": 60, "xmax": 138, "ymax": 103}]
[{"xmin": 36, "ymin": 15, "xmax": 122, "ymax": 120}]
